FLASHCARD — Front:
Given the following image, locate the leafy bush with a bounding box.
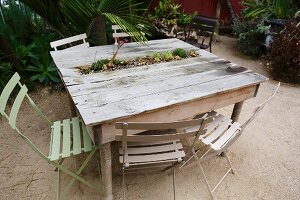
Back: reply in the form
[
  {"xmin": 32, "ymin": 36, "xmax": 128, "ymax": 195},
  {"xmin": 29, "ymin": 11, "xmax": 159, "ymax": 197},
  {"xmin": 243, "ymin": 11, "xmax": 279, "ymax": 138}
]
[
  {"xmin": 242, "ymin": 0, "xmax": 296, "ymax": 20},
  {"xmin": 172, "ymin": 48, "xmax": 187, "ymax": 58},
  {"xmin": 232, "ymin": 20, "xmax": 270, "ymax": 57},
  {"xmin": 266, "ymin": 21, "xmax": 300, "ymax": 83},
  {"xmin": 0, "ymin": 0, "xmax": 59, "ymax": 88},
  {"xmin": 0, "ymin": 62, "xmax": 14, "ymax": 91},
  {"xmin": 149, "ymin": 0, "xmax": 196, "ymax": 38}
]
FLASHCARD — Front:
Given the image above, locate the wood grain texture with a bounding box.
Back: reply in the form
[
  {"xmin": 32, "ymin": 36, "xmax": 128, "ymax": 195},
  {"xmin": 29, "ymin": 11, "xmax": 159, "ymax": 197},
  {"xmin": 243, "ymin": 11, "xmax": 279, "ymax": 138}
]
[{"xmin": 50, "ymin": 38, "xmax": 268, "ymax": 144}]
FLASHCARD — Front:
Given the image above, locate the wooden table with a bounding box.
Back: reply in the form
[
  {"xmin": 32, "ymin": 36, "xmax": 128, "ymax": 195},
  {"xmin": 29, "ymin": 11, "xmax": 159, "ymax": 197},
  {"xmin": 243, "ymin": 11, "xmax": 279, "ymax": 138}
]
[{"xmin": 50, "ymin": 38, "xmax": 268, "ymax": 200}]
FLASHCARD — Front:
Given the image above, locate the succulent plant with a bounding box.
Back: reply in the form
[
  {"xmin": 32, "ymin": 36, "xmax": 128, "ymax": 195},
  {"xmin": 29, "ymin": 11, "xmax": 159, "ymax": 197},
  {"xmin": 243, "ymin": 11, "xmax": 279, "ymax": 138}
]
[{"xmin": 172, "ymin": 48, "xmax": 188, "ymax": 58}]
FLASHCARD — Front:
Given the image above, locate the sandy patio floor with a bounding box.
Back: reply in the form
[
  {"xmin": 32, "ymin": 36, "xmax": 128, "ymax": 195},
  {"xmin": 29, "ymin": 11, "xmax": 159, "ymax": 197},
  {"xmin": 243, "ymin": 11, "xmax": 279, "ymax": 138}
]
[{"xmin": 0, "ymin": 36, "xmax": 299, "ymax": 200}]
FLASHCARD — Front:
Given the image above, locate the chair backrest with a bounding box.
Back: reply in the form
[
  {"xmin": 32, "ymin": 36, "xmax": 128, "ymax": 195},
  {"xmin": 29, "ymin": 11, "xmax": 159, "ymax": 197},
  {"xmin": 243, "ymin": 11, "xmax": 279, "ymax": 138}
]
[
  {"xmin": 50, "ymin": 33, "xmax": 89, "ymax": 51},
  {"xmin": 115, "ymin": 116, "xmax": 213, "ymax": 161},
  {"xmin": 190, "ymin": 15, "xmax": 218, "ymax": 33},
  {"xmin": 0, "ymin": 73, "xmax": 52, "ymax": 160},
  {"xmin": 112, "ymin": 24, "xmax": 145, "ymax": 45},
  {"xmin": 112, "ymin": 25, "xmax": 131, "ymax": 45},
  {"xmin": 220, "ymin": 83, "xmax": 280, "ymax": 151}
]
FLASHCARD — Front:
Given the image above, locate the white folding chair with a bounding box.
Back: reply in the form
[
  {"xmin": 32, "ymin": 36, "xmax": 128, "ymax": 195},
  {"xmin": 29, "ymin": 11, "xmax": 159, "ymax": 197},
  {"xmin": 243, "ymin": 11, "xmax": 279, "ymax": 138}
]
[
  {"xmin": 115, "ymin": 116, "xmax": 213, "ymax": 200},
  {"xmin": 180, "ymin": 83, "xmax": 280, "ymax": 199},
  {"xmin": 112, "ymin": 25, "xmax": 131, "ymax": 45},
  {"xmin": 50, "ymin": 33, "xmax": 89, "ymax": 51},
  {"xmin": 112, "ymin": 24, "xmax": 145, "ymax": 45}
]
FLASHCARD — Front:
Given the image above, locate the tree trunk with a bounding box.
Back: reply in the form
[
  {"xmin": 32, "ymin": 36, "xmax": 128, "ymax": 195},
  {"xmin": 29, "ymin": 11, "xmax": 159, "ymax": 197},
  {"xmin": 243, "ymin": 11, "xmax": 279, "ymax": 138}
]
[
  {"xmin": 89, "ymin": 15, "xmax": 107, "ymax": 46},
  {"xmin": 224, "ymin": 0, "xmax": 237, "ymax": 22},
  {"xmin": 0, "ymin": 36, "xmax": 24, "ymax": 72}
]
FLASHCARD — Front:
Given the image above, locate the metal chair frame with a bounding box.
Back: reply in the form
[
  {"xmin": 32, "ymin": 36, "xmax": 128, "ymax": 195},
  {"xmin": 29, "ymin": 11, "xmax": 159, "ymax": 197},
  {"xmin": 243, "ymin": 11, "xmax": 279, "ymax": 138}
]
[
  {"xmin": 115, "ymin": 116, "xmax": 213, "ymax": 200},
  {"xmin": 180, "ymin": 83, "xmax": 280, "ymax": 199},
  {"xmin": 187, "ymin": 15, "xmax": 218, "ymax": 53},
  {"xmin": 0, "ymin": 73, "xmax": 103, "ymax": 200}
]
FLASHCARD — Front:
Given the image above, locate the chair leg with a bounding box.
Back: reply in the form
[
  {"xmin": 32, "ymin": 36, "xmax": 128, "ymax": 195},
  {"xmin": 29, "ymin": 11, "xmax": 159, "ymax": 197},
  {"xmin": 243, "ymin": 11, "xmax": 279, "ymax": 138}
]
[
  {"xmin": 57, "ymin": 169, "xmax": 60, "ymax": 200},
  {"xmin": 198, "ymin": 161, "xmax": 214, "ymax": 199},
  {"xmin": 54, "ymin": 158, "xmax": 65, "ymax": 171},
  {"xmin": 224, "ymin": 152, "xmax": 235, "ymax": 174},
  {"xmin": 173, "ymin": 163, "xmax": 176, "ymax": 200},
  {"xmin": 58, "ymin": 149, "xmax": 101, "ymax": 199},
  {"xmin": 122, "ymin": 167, "xmax": 126, "ymax": 200}
]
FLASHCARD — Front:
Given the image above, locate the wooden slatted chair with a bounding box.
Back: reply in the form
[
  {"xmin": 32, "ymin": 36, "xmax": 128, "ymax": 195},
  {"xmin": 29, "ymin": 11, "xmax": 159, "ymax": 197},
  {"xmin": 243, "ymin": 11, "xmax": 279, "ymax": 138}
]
[
  {"xmin": 112, "ymin": 24, "xmax": 145, "ymax": 45},
  {"xmin": 180, "ymin": 83, "xmax": 280, "ymax": 199},
  {"xmin": 186, "ymin": 15, "xmax": 218, "ymax": 53},
  {"xmin": 112, "ymin": 25, "xmax": 131, "ymax": 45},
  {"xmin": 115, "ymin": 116, "xmax": 213, "ymax": 200},
  {"xmin": 50, "ymin": 33, "xmax": 89, "ymax": 51},
  {"xmin": 0, "ymin": 73, "xmax": 102, "ymax": 199}
]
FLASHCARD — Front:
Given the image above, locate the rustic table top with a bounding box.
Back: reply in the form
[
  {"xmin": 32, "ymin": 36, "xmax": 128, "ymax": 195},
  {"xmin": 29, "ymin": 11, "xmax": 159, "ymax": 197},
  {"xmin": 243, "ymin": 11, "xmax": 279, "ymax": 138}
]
[{"xmin": 50, "ymin": 38, "xmax": 268, "ymax": 126}]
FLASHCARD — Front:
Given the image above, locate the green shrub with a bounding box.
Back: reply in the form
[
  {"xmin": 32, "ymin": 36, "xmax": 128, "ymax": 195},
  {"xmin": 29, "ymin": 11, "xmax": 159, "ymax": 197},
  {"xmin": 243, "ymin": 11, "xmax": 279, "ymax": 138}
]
[
  {"xmin": 232, "ymin": 20, "xmax": 270, "ymax": 57},
  {"xmin": 0, "ymin": 62, "xmax": 14, "ymax": 92},
  {"xmin": 91, "ymin": 59, "xmax": 110, "ymax": 71},
  {"xmin": 242, "ymin": 0, "xmax": 296, "ymax": 20},
  {"xmin": 172, "ymin": 48, "xmax": 187, "ymax": 58},
  {"xmin": 266, "ymin": 21, "xmax": 300, "ymax": 84}
]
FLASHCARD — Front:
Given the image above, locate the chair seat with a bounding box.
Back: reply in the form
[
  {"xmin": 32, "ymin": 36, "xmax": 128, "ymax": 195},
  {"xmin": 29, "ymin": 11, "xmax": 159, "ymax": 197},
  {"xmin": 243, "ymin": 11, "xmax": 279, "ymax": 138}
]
[
  {"xmin": 186, "ymin": 40, "xmax": 209, "ymax": 49},
  {"xmin": 199, "ymin": 113, "xmax": 241, "ymax": 151},
  {"xmin": 199, "ymin": 44, "xmax": 209, "ymax": 49},
  {"xmin": 49, "ymin": 117, "xmax": 94, "ymax": 161},
  {"xmin": 119, "ymin": 140, "xmax": 185, "ymax": 167}
]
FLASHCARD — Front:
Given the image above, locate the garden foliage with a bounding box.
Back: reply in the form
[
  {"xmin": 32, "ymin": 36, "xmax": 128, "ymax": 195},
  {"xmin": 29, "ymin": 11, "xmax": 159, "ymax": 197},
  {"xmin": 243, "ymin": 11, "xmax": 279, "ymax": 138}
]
[
  {"xmin": 266, "ymin": 21, "xmax": 300, "ymax": 83},
  {"xmin": 232, "ymin": 20, "xmax": 270, "ymax": 57},
  {"xmin": 0, "ymin": 0, "xmax": 59, "ymax": 91}
]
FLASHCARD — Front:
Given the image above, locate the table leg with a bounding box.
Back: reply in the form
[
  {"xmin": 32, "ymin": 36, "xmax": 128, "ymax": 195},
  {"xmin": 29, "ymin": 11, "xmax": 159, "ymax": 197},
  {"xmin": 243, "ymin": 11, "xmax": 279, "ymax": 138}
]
[
  {"xmin": 220, "ymin": 101, "xmax": 244, "ymax": 157},
  {"xmin": 231, "ymin": 101, "xmax": 244, "ymax": 122},
  {"xmin": 100, "ymin": 143, "xmax": 113, "ymax": 200},
  {"xmin": 68, "ymin": 95, "xmax": 77, "ymax": 117}
]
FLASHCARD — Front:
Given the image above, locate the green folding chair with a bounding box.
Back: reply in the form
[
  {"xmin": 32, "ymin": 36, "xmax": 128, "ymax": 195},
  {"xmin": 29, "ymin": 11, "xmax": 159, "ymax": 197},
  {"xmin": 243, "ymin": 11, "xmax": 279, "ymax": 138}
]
[{"xmin": 0, "ymin": 73, "xmax": 103, "ymax": 199}]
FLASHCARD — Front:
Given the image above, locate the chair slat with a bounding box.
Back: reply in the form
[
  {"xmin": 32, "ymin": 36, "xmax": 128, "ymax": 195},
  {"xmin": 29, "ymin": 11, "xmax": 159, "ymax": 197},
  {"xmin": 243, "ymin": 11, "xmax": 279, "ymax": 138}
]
[
  {"xmin": 119, "ymin": 142, "xmax": 183, "ymax": 155},
  {"xmin": 0, "ymin": 73, "xmax": 20, "ymax": 115},
  {"xmin": 120, "ymin": 150, "xmax": 185, "ymax": 164},
  {"xmin": 192, "ymin": 15, "xmax": 218, "ymax": 27},
  {"xmin": 82, "ymin": 122, "xmax": 93, "ymax": 152},
  {"xmin": 116, "ymin": 118, "xmax": 204, "ymax": 130},
  {"xmin": 211, "ymin": 122, "xmax": 241, "ymax": 150},
  {"xmin": 127, "ymin": 140, "xmax": 177, "ymax": 146},
  {"xmin": 62, "ymin": 119, "xmax": 71, "ymax": 158},
  {"xmin": 113, "ymin": 32, "xmax": 130, "ymax": 38},
  {"xmin": 201, "ymin": 118, "xmax": 232, "ymax": 144},
  {"xmin": 191, "ymin": 24, "xmax": 215, "ymax": 32},
  {"xmin": 50, "ymin": 121, "xmax": 62, "ymax": 161},
  {"xmin": 201, "ymin": 114, "xmax": 225, "ymax": 138},
  {"xmin": 50, "ymin": 33, "xmax": 88, "ymax": 49},
  {"xmin": 72, "ymin": 117, "xmax": 82, "ymax": 155},
  {"xmin": 8, "ymin": 85, "xmax": 28, "ymax": 128}
]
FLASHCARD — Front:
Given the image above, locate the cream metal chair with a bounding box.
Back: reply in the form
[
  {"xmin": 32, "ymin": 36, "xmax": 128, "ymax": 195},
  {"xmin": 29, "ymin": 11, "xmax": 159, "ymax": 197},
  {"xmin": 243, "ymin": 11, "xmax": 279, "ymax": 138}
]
[
  {"xmin": 115, "ymin": 116, "xmax": 213, "ymax": 200},
  {"xmin": 0, "ymin": 73, "xmax": 102, "ymax": 199},
  {"xmin": 181, "ymin": 83, "xmax": 280, "ymax": 199},
  {"xmin": 50, "ymin": 33, "xmax": 89, "ymax": 51}
]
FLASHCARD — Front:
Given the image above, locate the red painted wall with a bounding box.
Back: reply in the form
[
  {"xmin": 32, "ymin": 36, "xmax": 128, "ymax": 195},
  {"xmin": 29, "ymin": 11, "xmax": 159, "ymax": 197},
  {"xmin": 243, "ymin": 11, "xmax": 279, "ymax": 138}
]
[{"xmin": 149, "ymin": 0, "xmax": 244, "ymax": 26}]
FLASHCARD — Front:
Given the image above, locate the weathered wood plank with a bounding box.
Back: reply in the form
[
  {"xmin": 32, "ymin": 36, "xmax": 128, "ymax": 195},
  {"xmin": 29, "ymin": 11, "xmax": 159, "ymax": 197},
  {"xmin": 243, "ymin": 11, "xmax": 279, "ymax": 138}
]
[
  {"xmin": 50, "ymin": 38, "xmax": 209, "ymax": 69},
  {"xmin": 100, "ymin": 85, "xmax": 258, "ymax": 143},
  {"xmin": 69, "ymin": 60, "xmax": 232, "ymax": 99},
  {"xmin": 64, "ymin": 56, "xmax": 223, "ymax": 86},
  {"xmin": 73, "ymin": 66, "xmax": 250, "ymax": 109},
  {"xmin": 80, "ymin": 72, "xmax": 265, "ymax": 126}
]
